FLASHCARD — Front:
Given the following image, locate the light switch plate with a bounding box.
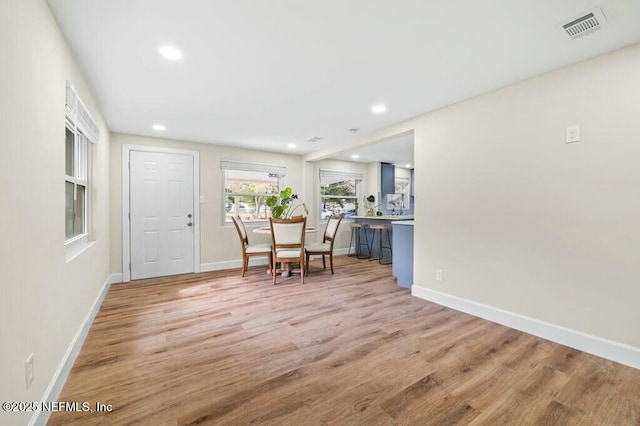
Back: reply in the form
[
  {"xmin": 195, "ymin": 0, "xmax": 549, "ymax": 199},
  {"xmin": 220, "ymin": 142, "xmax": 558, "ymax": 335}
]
[
  {"xmin": 199, "ymin": 195, "xmax": 205, "ymax": 204},
  {"xmin": 566, "ymin": 125, "xmax": 580, "ymax": 143}
]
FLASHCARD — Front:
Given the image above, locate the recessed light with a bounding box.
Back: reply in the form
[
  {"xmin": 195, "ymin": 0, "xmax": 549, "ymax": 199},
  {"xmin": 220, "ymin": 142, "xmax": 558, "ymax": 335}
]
[
  {"xmin": 351, "ymin": 154, "xmax": 360, "ymax": 159},
  {"xmin": 371, "ymin": 104, "xmax": 387, "ymax": 114},
  {"xmin": 158, "ymin": 46, "xmax": 182, "ymax": 61},
  {"xmin": 152, "ymin": 124, "xmax": 166, "ymax": 131},
  {"xmin": 287, "ymin": 143, "xmax": 296, "ymax": 149},
  {"xmin": 405, "ymin": 164, "xmax": 412, "ymax": 168}
]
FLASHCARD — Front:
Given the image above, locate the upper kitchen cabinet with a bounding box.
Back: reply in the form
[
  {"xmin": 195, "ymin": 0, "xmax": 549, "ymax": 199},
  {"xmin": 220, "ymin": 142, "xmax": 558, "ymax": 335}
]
[{"xmin": 381, "ymin": 162, "xmax": 395, "ymax": 198}]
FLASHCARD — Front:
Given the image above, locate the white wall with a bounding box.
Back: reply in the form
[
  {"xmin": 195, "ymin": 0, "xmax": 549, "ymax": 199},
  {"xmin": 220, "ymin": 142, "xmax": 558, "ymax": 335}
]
[
  {"xmin": 0, "ymin": 1, "xmax": 111, "ymax": 424},
  {"xmin": 110, "ymin": 134, "xmax": 304, "ymax": 273},
  {"xmin": 366, "ymin": 162, "xmax": 381, "ymax": 204},
  {"xmin": 413, "ymin": 43, "xmax": 640, "ymax": 350}
]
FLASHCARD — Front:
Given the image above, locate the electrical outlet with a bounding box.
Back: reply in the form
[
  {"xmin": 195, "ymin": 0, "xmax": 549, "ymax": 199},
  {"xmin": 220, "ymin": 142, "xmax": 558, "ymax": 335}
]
[
  {"xmin": 436, "ymin": 269, "xmax": 443, "ymax": 282},
  {"xmin": 566, "ymin": 125, "xmax": 580, "ymax": 143},
  {"xmin": 25, "ymin": 354, "xmax": 34, "ymax": 390}
]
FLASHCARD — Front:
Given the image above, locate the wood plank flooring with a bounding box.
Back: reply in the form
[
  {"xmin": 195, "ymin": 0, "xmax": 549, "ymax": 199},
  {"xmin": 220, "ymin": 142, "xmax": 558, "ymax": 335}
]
[{"xmin": 49, "ymin": 256, "xmax": 640, "ymax": 425}]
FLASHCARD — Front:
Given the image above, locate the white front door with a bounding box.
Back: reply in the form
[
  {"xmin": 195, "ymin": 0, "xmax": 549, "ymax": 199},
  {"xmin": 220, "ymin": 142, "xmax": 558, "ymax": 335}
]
[{"xmin": 129, "ymin": 150, "xmax": 195, "ymax": 280}]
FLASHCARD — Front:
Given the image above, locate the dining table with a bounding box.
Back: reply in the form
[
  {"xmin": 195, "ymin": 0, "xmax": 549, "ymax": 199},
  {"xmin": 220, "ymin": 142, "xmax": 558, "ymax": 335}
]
[
  {"xmin": 251, "ymin": 225, "xmax": 317, "ymax": 235},
  {"xmin": 252, "ymin": 225, "xmax": 318, "ymax": 276}
]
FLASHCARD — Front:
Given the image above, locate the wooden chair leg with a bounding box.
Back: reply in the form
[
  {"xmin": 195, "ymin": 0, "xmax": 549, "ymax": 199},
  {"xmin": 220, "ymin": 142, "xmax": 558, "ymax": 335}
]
[
  {"xmin": 300, "ymin": 257, "xmax": 305, "ymax": 284},
  {"xmin": 330, "ymin": 253, "xmax": 334, "ymax": 274},
  {"xmin": 272, "ymin": 254, "xmax": 277, "ymax": 285},
  {"xmin": 241, "ymin": 255, "xmax": 247, "ymax": 277},
  {"xmin": 305, "ymin": 253, "xmax": 310, "ymax": 276},
  {"xmin": 322, "ymin": 255, "xmax": 326, "ymax": 269}
]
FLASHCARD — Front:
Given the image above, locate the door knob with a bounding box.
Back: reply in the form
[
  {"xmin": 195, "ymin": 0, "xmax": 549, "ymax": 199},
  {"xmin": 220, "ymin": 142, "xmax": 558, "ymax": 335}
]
[
  {"xmin": 187, "ymin": 213, "xmax": 192, "ymax": 218},
  {"xmin": 187, "ymin": 222, "xmax": 193, "ymax": 227}
]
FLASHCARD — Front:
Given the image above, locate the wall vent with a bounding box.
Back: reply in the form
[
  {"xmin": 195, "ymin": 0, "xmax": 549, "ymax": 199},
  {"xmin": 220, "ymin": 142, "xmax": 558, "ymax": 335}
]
[{"xmin": 561, "ymin": 8, "xmax": 607, "ymax": 40}]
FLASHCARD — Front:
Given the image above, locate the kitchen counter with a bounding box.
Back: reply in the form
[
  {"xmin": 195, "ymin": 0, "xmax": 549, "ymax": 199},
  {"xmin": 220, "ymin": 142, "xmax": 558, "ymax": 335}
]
[
  {"xmin": 391, "ymin": 220, "xmax": 414, "ymax": 226},
  {"xmin": 352, "ymin": 215, "xmax": 414, "ymax": 220},
  {"xmin": 352, "ymin": 216, "xmax": 413, "ymax": 261}
]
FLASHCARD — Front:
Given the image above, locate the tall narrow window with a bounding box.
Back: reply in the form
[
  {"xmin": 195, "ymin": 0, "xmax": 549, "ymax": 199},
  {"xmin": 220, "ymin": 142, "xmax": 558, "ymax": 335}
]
[
  {"xmin": 65, "ymin": 81, "xmax": 99, "ymax": 252},
  {"xmin": 221, "ymin": 161, "xmax": 286, "ymax": 223},
  {"xmin": 319, "ymin": 170, "xmax": 362, "ymax": 219},
  {"xmin": 65, "ymin": 126, "xmax": 88, "ymax": 240}
]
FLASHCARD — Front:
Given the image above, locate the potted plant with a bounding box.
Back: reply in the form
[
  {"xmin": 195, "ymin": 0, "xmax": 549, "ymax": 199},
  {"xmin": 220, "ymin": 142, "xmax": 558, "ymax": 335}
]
[
  {"xmin": 363, "ymin": 194, "xmax": 379, "ymax": 216},
  {"xmin": 266, "ymin": 187, "xmax": 308, "ymax": 218}
]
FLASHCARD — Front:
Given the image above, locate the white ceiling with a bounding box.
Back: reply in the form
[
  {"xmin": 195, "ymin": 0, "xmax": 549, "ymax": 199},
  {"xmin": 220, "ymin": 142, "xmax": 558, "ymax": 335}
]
[
  {"xmin": 332, "ymin": 134, "xmax": 415, "ymax": 166},
  {"xmin": 47, "ymin": 0, "xmax": 640, "ymax": 160}
]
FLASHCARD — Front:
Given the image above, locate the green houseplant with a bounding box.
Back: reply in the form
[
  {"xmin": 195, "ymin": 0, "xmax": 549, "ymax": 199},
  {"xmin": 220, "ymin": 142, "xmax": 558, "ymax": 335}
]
[
  {"xmin": 266, "ymin": 187, "xmax": 308, "ymax": 218},
  {"xmin": 363, "ymin": 194, "xmax": 380, "ymax": 216}
]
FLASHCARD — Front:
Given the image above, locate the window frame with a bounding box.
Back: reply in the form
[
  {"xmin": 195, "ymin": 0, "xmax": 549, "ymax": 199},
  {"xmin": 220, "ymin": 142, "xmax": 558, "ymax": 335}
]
[
  {"xmin": 64, "ymin": 118, "xmax": 93, "ymax": 262},
  {"xmin": 394, "ymin": 176, "xmax": 410, "ymax": 209},
  {"xmin": 221, "ymin": 161, "xmax": 286, "ymax": 226},
  {"xmin": 319, "ymin": 169, "xmax": 362, "ymax": 221},
  {"xmin": 64, "ymin": 120, "xmax": 91, "ymax": 241},
  {"xmin": 64, "ymin": 81, "xmax": 99, "ymax": 260}
]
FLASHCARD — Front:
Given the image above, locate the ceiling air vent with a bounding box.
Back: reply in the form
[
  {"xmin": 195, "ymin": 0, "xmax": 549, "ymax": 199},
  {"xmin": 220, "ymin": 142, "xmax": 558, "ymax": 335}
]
[
  {"xmin": 307, "ymin": 136, "xmax": 323, "ymax": 143},
  {"xmin": 561, "ymin": 8, "xmax": 607, "ymax": 40}
]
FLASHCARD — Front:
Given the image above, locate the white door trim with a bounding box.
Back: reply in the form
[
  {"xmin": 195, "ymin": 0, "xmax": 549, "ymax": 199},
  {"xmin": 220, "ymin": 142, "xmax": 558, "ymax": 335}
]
[{"xmin": 122, "ymin": 144, "xmax": 201, "ymax": 282}]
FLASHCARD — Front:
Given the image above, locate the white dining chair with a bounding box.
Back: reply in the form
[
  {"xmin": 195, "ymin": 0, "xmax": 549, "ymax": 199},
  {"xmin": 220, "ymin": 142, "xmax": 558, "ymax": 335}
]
[
  {"xmin": 305, "ymin": 215, "xmax": 342, "ymax": 276},
  {"xmin": 269, "ymin": 216, "xmax": 307, "ymax": 284},
  {"xmin": 231, "ymin": 216, "xmax": 272, "ymax": 277}
]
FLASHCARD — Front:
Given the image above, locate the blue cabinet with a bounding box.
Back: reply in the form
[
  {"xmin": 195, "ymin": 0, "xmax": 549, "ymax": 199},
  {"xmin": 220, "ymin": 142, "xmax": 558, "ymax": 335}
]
[
  {"xmin": 381, "ymin": 162, "xmax": 395, "ymax": 200},
  {"xmin": 392, "ymin": 221, "xmax": 414, "ymax": 288}
]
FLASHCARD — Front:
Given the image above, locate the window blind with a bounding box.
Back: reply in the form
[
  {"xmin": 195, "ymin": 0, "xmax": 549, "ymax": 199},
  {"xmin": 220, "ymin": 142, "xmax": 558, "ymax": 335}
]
[
  {"xmin": 220, "ymin": 160, "xmax": 287, "ymax": 176},
  {"xmin": 319, "ymin": 169, "xmax": 363, "ymax": 182},
  {"xmin": 66, "ymin": 81, "xmax": 100, "ymax": 143}
]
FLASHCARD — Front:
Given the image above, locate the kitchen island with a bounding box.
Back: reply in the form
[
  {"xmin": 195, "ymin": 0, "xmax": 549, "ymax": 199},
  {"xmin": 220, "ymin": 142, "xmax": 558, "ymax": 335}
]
[
  {"xmin": 391, "ymin": 220, "xmax": 414, "ymax": 288},
  {"xmin": 352, "ymin": 215, "xmax": 413, "ymax": 262},
  {"xmin": 352, "ymin": 215, "xmax": 414, "ymax": 223}
]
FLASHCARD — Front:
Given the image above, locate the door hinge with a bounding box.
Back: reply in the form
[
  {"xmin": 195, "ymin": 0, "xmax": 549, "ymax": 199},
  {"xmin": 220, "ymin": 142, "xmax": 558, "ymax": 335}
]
[{"xmin": 128, "ymin": 263, "xmax": 131, "ymax": 271}]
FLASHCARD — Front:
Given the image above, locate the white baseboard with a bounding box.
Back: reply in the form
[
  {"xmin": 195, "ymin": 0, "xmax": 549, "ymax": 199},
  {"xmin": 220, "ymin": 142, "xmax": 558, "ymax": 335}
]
[
  {"xmin": 29, "ymin": 274, "xmax": 113, "ymax": 426},
  {"xmin": 109, "ymin": 273, "xmax": 123, "ymax": 284},
  {"xmin": 200, "ymin": 257, "xmax": 268, "ymax": 273},
  {"xmin": 411, "ymin": 286, "xmax": 640, "ymax": 370},
  {"xmin": 201, "ymin": 251, "xmax": 350, "ymax": 273},
  {"xmin": 306, "ymin": 248, "xmax": 350, "ymax": 259}
]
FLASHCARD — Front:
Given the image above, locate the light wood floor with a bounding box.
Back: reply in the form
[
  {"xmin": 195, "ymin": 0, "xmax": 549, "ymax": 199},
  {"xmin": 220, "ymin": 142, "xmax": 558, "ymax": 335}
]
[{"xmin": 50, "ymin": 256, "xmax": 640, "ymax": 425}]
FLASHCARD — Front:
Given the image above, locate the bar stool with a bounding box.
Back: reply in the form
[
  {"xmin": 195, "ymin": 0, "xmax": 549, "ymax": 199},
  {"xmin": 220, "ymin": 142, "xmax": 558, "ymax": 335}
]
[
  {"xmin": 369, "ymin": 224, "xmax": 392, "ymax": 264},
  {"xmin": 348, "ymin": 223, "xmax": 370, "ymax": 259}
]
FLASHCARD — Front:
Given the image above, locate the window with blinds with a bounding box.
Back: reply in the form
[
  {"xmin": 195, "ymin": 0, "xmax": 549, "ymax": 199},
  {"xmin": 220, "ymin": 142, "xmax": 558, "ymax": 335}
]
[
  {"xmin": 221, "ymin": 160, "xmax": 286, "ymax": 223},
  {"xmin": 65, "ymin": 81, "xmax": 97, "ymax": 246},
  {"xmin": 319, "ymin": 169, "xmax": 362, "ymax": 220}
]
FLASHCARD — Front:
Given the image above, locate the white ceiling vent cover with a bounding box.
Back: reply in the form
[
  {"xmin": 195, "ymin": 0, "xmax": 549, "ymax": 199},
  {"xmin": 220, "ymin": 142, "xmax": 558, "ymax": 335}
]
[{"xmin": 561, "ymin": 8, "xmax": 608, "ymax": 40}]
